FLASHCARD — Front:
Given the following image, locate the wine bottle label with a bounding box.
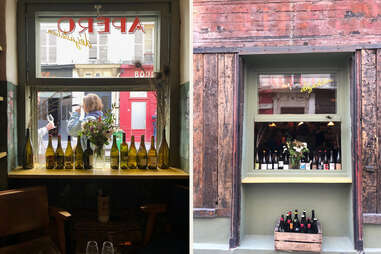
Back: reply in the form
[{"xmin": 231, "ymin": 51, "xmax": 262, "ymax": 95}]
[
  {"xmin": 267, "ymin": 164, "xmax": 273, "ymax": 170},
  {"xmin": 329, "ymin": 163, "xmax": 335, "ymax": 170},
  {"xmin": 300, "ymin": 162, "xmax": 306, "ymax": 170},
  {"xmin": 336, "ymin": 163, "xmax": 342, "ymax": 170},
  {"xmin": 306, "ymin": 163, "xmax": 311, "ymax": 170},
  {"xmin": 324, "ymin": 163, "xmax": 329, "ymax": 170},
  {"xmin": 148, "ymin": 157, "xmax": 158, "ymax": 168},
  {"xmin": 255, "ymin": 163, "xmax": 260, "ymax": 170},
  {"xmin": 312, "ymin": 164, "xmax": 317, "ymax": 170},
  {"xmin": 261, "ymin": 164, "xmax": 267, "ymax": 170},
  {"xmin": 111, "ymin": 157, "xmax": 119, "ymax": 169},
  {"xmin": 273, "ymin": 163, "xmax": 278, "ymax": 170},
  {"xmin": 283, "ymin": 164, "xmax": 289, "ymax": 170},
  {"xmin": 46, "ymin": 156, "xmax": 55, "ymax": 169},
  {"xmin": 279, "ymin": 161, "xmax": 284, "ymax": 168}
]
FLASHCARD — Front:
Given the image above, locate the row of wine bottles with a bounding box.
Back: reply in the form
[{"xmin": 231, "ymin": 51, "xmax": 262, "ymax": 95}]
[
  {"xmin": 278, "ymin": 209, "xmax": 319, "ymax": 234},
  {"xmin": 22, "ymin": 128, "xmax": 170, "ymax": 170},
  {"xmin": 254, "ymin": 149, "xmax": 341, "ymax": 170}
]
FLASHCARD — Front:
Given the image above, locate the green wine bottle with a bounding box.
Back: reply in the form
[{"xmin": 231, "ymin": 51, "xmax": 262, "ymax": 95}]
[
  {"xmin": 110, "ymin": 135, "xmax": 119, "ymax": 170},
  {"xmin": 75, "ymin": 136, "xmax": 84, "ymax": 169},
  {"xmin": 120, "ymin": 133, "xmax": 128, "ymax": 169},
  {"xmin": 45, "ymin": 135, "xmax": 55, "ymax": 169},
  {"xmin": 137, "ymin": 135, "xmax": 148, "ymax": 169},
  {"xmin": 147, "ymin": 136, "xmax": 157, "ymax": 169},
  {"xmin": 84, "ymin": 139, "xmax": 94, "ymax": 169},
  {"xmin": 158, "ymin": 128, "xmax": 169, "ymax": 169},
  {"xmin": 23, "ymin": 128, "xmax": 34, "ymax": 169},
  {"xmin": 127, "ymin": 135, "xmax": 137, "ymax": 169},
  {"xmin": 64, "ymin": 136, "xmax": 74, "ymax": 169},
  {"xmin": 55, "ymin": 135, "xmax": 64, "ymax": 169}
]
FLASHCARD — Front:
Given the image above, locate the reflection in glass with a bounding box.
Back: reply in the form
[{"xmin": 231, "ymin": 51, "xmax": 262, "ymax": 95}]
[{"xmin": 258, "ymin": 73, "xmax": 336, "ymax": 114}]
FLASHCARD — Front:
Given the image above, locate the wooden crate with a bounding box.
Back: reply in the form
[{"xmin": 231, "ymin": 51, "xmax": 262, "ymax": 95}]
[{"xmin": 274, "ymin": 222, "xmax": 322, "ymax": 253}]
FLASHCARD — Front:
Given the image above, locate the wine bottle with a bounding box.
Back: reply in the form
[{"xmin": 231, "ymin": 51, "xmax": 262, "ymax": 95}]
[
  {"xmin": 329, "ymin": 149, "xmax": 335, "ymax": 170},
  {"xmin": 311, "ymin": 209, "xmax": 315, "ymax": 221},
  {"xmin": 307, "ymin": 218, "xmax": 312, "ymax": 233},
  {"xmin": 300, "ymin": 214, "xmax": 306, "ymax": 233},
  {"xmin": 267, "ymin": 150, "xmax": 273, "ymax": 170},
  {"xmin": 311, "ymin": 152, "xmax": 317, "ymax": 170},
  {"xmin": 158, "ymin": 129, "xmax": 169, "ymax": 169},
  {"xmin": 254, "ymin": 150, "xmax": 260, "ymax": 170},
  {"xmin": 285, "ymin": 211, "xmax": 292, "ymax": 232},
  {"xmin": 278, "ymin": 151, "xmax": 284, "ymax": 170},
  {"xmin": 293, "ymin": 209, "xmax": 300, "ymax": 233},
  {"xmin": 283, "ymin": 152, "xmax": 289, "ymax": 170},
  {"xmin": 336, "ymin": 149, "xmax": 342, "ymax": 170},
  {"xmin": 148, "ymin": 136, "xmax": 158, "ymax": 169},
  {"xmin": 128, "ymin": 135, "xmax": 137, "ymax": 169},
  {"xmin": 306, "ymin": 153, "xmax": 311, "ymax": 170},
  {"xmin": 46, "ymin": 135, "xmax": 55, "ymax": 169},
  {"xmin": 261, "ymin": 150, "xmax": 267, "ymax": 170},
  {"xmin": 64, "ymin": 136, "xmax": 74, "ymax": 169},
  {"xmin": 278, "ymin": 215, "xmax": 285, "ymax": 232},
  {"xmin": 300, "ymin": 153, "xmax": 306, "ymax": 170},
  {"xmin": 55, "ymin": 135, "xmax": 64, "ymax": 169},
  {"xmin": 323, "ymin": 150, "xmax": 329, "ymax": 170},
  {"xmin": 110, "ymin": 134, "xmax": 119, "ymax": 170},
  {"xmin": 23, "ymin": 128, "xmax": 34, "ymax": 169},
  {"xmin": 137, "ymin": 135, "xmax": 148, "ymax": 169},
  {"xmin": 120, "ymin": 133, "xmax": 128, "ymax": 169},
  {"xmin": 317, "ymin": 150, "xmax": 323, "ymax": 170},
  {"xmin": 83, "ymin": 139, "xmax": 94, "ymax": 169},
  {"xmin": 74, "ymin": 136, "xmax": 84, "ymax": 169},
  {"xmin": 312, "ymin": 218, "xmax": 318, "ymax": 234},
  {"xmin": 273, "ymin": 150, "xmax": 279, "ymax": 170}
]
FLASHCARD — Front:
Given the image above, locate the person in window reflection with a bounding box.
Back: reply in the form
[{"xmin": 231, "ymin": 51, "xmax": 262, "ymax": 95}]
[
  {"xmin": 38, "ymin": 95, "xmax": 55, "ymax": 156},
  {"xmin": 67, "ymin": 93, "xmax": 104, "ymax": 148}
]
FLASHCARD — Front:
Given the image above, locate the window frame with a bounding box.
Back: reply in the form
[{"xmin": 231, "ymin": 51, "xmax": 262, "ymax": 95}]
[
  {"xmin": 17, "ymin": 0, "xmax": 180, "ymax": 167},
  {"xmin": 242, "ymin": 64, "xmax": 352, "ymax": 179}
]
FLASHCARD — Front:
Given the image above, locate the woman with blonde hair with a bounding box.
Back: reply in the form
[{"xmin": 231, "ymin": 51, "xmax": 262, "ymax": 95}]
[{"xmin": 67, "ymin": 93, "xmax": 104, "ymax": 147}]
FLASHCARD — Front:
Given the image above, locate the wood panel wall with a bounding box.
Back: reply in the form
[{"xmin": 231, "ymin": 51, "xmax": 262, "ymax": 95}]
[{"xmin": 193, "ymin": 53, "xmax": 236, "ymax": 217}]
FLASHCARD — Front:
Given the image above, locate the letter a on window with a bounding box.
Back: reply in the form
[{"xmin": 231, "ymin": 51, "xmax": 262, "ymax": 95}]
[{"xmin": 129, "ymin": 17, "xmax": 145, "ymax": 33}]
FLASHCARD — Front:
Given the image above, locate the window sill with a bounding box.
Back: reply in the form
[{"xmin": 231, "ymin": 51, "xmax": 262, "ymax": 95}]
[
  {"xmin": 242, "ymin": 176, "xmax": 352, "ymax": 184},
  {"xmin": 8, "ymin": 167, "xmax": 189, "ymax": 179}
]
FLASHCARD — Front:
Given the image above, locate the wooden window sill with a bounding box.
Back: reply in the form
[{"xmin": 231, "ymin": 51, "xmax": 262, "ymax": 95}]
[{"xmin": 8, "ymin": 166, "xmax": 189, "ymax": 179}]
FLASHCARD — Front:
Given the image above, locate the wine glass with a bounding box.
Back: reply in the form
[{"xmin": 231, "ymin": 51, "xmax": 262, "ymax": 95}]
[
  {"xmin": 86, "ymin": 241, "xmax": 99, "ymax": 254},
  {"xmin": 101, "ymin": 241, "xmax": 114, "ymax": 254}
]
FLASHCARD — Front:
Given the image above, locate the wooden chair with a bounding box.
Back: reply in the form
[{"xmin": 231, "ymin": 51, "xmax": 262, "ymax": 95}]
[{"xmin": 0, "ymin": 186, "xmax": 71, "ymax": 254}]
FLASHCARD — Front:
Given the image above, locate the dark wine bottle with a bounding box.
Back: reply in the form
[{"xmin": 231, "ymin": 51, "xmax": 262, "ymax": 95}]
[
  {"xmin": 329, "ymin": 149, "xmax": 335, "ymax": 170},
  {"xmin": 307, "ymin": 218, "xmax": 312, "ymax": 233},
  {"xmin": 23, "ymin": 128, "xmax": 34, "ymax": 169},
  {"xmin": 311, "ymin": 209, "xmax": 316, "ymax": 221},
  {"xmin": 46, "ymin": 135, "xmax": 55, "ymax": 169},
  {"xmin": 148, "ymin": 136, "xmax": 158, "ymax": 169},
  {"xmin": 74, "ymin": 136, "xmax": 84, "ymax": 169},
  {"xmin": 110, "ymin": 134, "xmax": 119, "ymax": 170},
  {"xmin": 323, "ymin": 150, "xmax": 329, "ymax": 170},
  {"xmin": 137, "ymin": 135, "xmax": 148, "ymax": 169},
  {"xmin": 278, "ymin": 215, "xmax": 285, "ymax": 232},
  {"xmin": 278, "ymin": 151, "xmax": 284, "ymax": 170},
  {"xmin": 261, "ymin": 150, "xmax": 267, "ymax": 170},
  {"xmin": 317, "ymin": 150, "xmax": 323, "ymax": 170},
  {"xmin": 55, "ymin": 135, "xmax": 64, "ymax": 169},
  {"xmin": 300, "ymin": 214, "xmax": 306, "ymax": 233},
  {"xmin": 336, "ymin": 148, "xmax": 342, "ymax": 170},
  {"xmin": 312, "ymin": 218, "xmax": 319, "ymax": 234},
  {"xmin": 120, "ymin": 133, "xmax": 128, "ymax": 169},
  {"xmin": 128, "ymin": 135, "xmax": 137, "ymax": 169},
  {"xmin": 273, "ymin": 150, "xmax": 279, "ymax": 170},
  {"xmin": 267, "ymin": 150, "xmax": 273, "ymax": 170},
  {"xmin": 306, "ymin": 153, "xmax": 311, "ymax": 170},
  {"xmin": 158, "ymin": 129, "xmax": 169, "ymax": 169},
  {"xmin": 64, "ymin": 136, "xmax": 74, "ymax": 169},
  {"xmin": 254, "ymin": 150, "xmax": 260, "ymax": 170},
  {"xmin": 83, "ymin": 139, "xmax": 93, "ymax": 169},
  {"xmin": 283, "ymin": 152, "xmax": 289, "ymax": 170},
  {"xmin": 294, "ymin": 209, "xmax": 300, "ymax": 233}
]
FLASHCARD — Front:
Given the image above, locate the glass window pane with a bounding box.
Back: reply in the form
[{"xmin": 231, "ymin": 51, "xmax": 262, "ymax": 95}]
[
  {"xmin": 131, "ymin": 102, "xmax": 146, "ymax": 129},
  {"xmin": 36, "ymin": 13, "xmax": 158, "ymax": 78},
  {"xmin": 258, "ymin": 73, "xmax": 337, "ymax": 114}
]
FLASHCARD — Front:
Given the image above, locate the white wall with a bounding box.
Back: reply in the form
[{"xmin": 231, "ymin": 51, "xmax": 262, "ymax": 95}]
[
  {"xmin": 5, "ymin": 0, "xmax": 18, "ymax": 84},
  {"xmin": 180, "ymin": 0, "xmax": 190, "ymax": 84}
]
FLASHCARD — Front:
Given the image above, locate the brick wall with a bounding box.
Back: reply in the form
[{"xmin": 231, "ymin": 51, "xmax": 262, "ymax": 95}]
[{"xmin": 194, "ymin": 0, "xmax": 381, "ymax": 48}]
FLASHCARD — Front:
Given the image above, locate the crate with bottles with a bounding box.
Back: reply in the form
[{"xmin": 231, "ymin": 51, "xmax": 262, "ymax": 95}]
[{"xmin": 274, "ymin": 209, "xmax": 322, "ymax": 253}]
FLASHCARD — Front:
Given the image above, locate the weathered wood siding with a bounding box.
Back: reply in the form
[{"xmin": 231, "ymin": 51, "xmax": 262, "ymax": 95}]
[{"xmin": 193, "ymin": 53, "xmax": 236, "ymax": 216}]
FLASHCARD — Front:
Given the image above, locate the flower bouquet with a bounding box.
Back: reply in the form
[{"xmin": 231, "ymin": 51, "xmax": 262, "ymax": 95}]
[
  {"xmin": 283, "ymin": 138, "xmax": 309, "ymax": 169},
  {"xmin": 80, "ymin": 107, "xmax": 115, "ymax": 168}
]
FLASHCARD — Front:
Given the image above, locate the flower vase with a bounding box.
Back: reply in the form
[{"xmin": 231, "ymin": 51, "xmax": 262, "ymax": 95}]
[
  {"xmin": 290, "ymin": 156, "xmax": 300, "ymax": 169},
  {"xmin": 94, "ymin": 145, "xmax": 106, "ymax": 169}
]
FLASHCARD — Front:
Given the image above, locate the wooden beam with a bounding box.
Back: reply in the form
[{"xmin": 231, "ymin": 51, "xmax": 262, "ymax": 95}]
[
  {"xmin": 363, "ymin": 213, "xmax": 381, "ymax": 224},
  {"xmin": 193, "ymin": 208, "xmax": 230, "ymax": 218}
]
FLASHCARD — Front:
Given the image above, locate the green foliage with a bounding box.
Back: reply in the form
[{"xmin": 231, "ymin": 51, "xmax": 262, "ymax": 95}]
[{"xmin": 283, "ymin": 138, "xmax": 309, "ymax": 161}]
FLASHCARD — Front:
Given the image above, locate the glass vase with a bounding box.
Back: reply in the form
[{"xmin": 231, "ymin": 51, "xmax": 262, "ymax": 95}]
[
  {"xmin": 94, "ymin": 145, "xmax": 106, "ymax": 169},
  {"xmin": 290, "ymin": 156, "xmax": 300, "ymax": 169}
]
